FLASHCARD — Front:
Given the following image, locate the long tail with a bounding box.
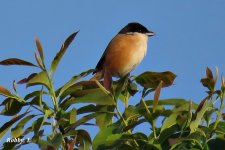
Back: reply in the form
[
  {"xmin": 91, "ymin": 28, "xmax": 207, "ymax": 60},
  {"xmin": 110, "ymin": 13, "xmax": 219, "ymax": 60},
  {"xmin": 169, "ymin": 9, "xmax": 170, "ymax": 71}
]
[{"xmin": 90, "ymin": 69, "xmax": 112, "ymax": 91}]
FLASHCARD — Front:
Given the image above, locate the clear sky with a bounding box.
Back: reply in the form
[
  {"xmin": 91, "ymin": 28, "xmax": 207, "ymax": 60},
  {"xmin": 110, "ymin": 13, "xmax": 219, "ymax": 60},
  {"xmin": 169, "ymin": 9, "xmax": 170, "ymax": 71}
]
[{"xmin": 1, "ymin": 0, "xmax": 225, "ymax": 149}]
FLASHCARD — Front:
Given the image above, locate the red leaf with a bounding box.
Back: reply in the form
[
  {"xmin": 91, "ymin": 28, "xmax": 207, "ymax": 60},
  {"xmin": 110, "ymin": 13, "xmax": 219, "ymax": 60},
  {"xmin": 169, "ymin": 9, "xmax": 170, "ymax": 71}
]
[
  {"xmin": 0, "ymin": 58, "xmax": 37, "ymax": 67},
  {"xmin": 34, "ymin": 51, "xmax": 44, "ymax": 68},
  {"xmin": 206, "ymin": 67, "xmax": 213, "ymax": 79},
  {"xmin": 17, "ymin": 73, "xmax": 37, "ymax": 84},
  {"xmin": 153, "ymin": 81, "xmax": 163, "ymax": 113},
  {"xmin": 196, "ymin": 96, "xmax": 210, "ymax": 114},
  {"xmin": 0, "ymin": 85, "xmax": 12, "ymax": 97},
  {"xmin": 50, "ymin": 31, "xmax": 79, "ymax": 74},
  {"xmin": 35, "ymin": 36, "xmax": 44, "ymax": 61}
]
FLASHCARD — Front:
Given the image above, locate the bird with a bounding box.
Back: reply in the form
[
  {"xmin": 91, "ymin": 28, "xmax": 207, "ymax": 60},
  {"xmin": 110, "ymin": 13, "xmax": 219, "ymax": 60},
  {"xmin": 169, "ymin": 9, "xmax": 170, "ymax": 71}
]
[{"xmin": 92, "ymin": 22, "xmax": 155, "ymax": 90}]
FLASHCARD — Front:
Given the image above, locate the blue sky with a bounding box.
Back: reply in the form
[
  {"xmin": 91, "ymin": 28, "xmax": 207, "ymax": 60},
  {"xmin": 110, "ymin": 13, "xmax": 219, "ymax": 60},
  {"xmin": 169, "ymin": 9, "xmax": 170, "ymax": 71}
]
[{"xmin": 1, "ymin": 0, "xmax": 225, "ymax": 149}]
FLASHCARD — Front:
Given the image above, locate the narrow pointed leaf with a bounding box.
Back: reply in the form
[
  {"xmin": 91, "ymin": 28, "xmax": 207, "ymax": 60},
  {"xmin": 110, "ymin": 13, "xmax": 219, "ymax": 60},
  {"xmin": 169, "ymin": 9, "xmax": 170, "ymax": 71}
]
[
  {"xmin": 37, "ymin": 139, "xmax": 54, "ymax": 150},
  {"xmin": 51, "ymin": 133, "xmax": 62, "ymax": 149},
  {"xmin": 0, "ymin": 85, "xmax": 13, "ymax": 97},
  {"xmin": 214, "ymin": 66, "xmax": 219, "ymax": 83},
  {"xmin": 34, "ymin": 51, "xmax": 44, "ymax": 69},
  {"xmin": 0, "ymin": 58, "xmax": 37, "ymax": 67},
  {"xmin": 11, "ymin": 114, "xmax": 36, "ymax": 138},
  {"xmin": 160, "ymin": 112, "xmax": 179, "ymax": 132},
  {"xmin": 62, "ymin": 88, "xmax": 115, "ymax": 108},
  {"xmin": 158, "ymin": 124, "xmax": 179, "ymax": 144},
  {"xmin": 201, "ymin": 67, "xmax": 216, "ymax": 91},
  {"xmin": 96, "ymin": 106, "xmax": 114, "ymax": 129},
  {"xmin": 32, "ymin": 116, "xmax": 45, "ymax": 135},
  {"xmin": 57, "ymin": 69, "xmax": 94, "ymax": 97},
  {"xmin": 75, "ymin": 130, "xmax": 92, "ymax": 150},
  {"xmin": 0, "ymin": 98, "xmax": 24, "ymax": 116},
  {"xmin": 70, "ymin": 108, "xmax": 77, "ymax": 124},
  {"xmin": 65, "ymin": 113, "xmax": 96, "ymax": 133},
  {"xmin": 153, "ymin": 81, "xmax": 163, "ymax": 113},
  {"xmin": 93, "ymin": 123, "xmax": 122, "ymax": 150},
  {"xmin": 137, "ymin": 98, "xmax": 198, "ymax": 108},
  {"xmin": 206, "ymin": 67, "xmax": 213, "ymax": 79},
  {"xmin": 27, "ymin": 71, "xmax": 50, "ymax": 89},
  {"xmin": 13, "ymin": 80, "xmax": 17, "ymax": 93},
  {"xmin": 190, "ymin": 96, "xmax": 209, "ymax": 133},
  {"xmin": 0, "ymin": 111, "xmax": 29, "ymax": 140},
  {"xmin": 35, "ymin": 36, "xmax": 44, "ymax": 62},
  {"xmin": 50, "ymin": 31, "xmax": 79, "ymax": 74},
  {"xmin": 24, "ymin": 90, "xmax": 47, "ymax": 100},
  {"xmin": 17, "ymin": 73, "xmax": 37, "ymax": 84},
  {"xmin": 77, "ymin": 104, "xmax": 97, "ymax": 114},
  {"xmin": 222, "ymin": 76, "xmax": 225, "ymax": 91}
]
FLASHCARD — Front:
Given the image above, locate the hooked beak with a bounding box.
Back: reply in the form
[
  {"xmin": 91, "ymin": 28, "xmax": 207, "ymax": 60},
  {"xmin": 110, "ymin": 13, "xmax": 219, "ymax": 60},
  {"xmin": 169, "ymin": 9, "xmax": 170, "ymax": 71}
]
[{"xmin": 146, "ymin": 31, "xmax": 155, "ymax": 36}]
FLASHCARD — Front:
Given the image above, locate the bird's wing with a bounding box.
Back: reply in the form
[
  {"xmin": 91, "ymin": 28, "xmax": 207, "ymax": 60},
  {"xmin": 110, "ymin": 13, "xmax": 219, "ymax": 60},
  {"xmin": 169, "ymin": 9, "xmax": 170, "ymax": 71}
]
[{"xmin": 94, "ymin": 36, "xmax": 116, "ymax": 73}]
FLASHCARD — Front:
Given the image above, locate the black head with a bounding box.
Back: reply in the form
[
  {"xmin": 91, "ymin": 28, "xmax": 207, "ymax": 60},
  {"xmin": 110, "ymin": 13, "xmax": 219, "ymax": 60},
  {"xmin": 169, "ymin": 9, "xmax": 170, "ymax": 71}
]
[{"xmin": 119, "ymin": 22, "xmax": 155, "ymax": 36}]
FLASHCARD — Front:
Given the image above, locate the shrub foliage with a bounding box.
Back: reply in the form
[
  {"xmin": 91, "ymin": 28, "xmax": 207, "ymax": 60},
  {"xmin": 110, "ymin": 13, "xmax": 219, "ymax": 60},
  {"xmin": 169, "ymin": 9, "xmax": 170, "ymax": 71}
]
[{"xmin": 0, "ymin": 32, "xmax": 225, "ymax": 150}]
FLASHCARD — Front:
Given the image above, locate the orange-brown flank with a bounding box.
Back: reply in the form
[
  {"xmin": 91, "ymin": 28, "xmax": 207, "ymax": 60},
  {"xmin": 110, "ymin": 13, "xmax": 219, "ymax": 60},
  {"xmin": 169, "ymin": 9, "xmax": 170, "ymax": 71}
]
[{"xmin": 104, "ymin": 33, "xmax": 148, "ymax": 77}]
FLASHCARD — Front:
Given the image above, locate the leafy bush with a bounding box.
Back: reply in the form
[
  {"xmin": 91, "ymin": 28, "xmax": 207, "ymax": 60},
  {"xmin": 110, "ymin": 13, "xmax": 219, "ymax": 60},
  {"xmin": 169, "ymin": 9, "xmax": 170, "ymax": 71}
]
[{"xmin": 0, "ymin": 32, "xmax": 225, "ymax": 150}]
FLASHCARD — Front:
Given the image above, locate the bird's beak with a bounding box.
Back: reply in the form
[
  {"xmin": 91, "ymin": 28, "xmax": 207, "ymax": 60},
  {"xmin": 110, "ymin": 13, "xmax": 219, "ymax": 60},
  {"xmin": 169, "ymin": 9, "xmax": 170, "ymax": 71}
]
[{"xmin": 146, "ymin": 31, "xmax": 155, "ymax": 36}]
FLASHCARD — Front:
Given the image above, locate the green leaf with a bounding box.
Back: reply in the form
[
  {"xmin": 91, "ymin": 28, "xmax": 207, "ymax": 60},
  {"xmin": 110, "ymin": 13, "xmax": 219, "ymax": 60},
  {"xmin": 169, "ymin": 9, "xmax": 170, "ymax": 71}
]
[
  {"xmin": 76, "ymin": 130, "xmax": 92, "ymax": 150},
  {"xmin": 210, "ymin": 121, "xmax": 225, "ymax": 134},
  {"xmin": 57, "ymin": 69, "xmax": 94, "ymax": 98},
  {"xmin": 118, "ymin": 144, "xmax": 137, "ymax": 150},
  {"xmin": 0, "ymin": 85, "xmax": 13, "ymax": 97},
  {"xmin": 172, "ymin": 101, "xmax": 194, "ymax": 112},
  {"xmin": 51, "ymin": 133, "xmax": 62, "ymax": 149},
  {"xmin": 24, "ymin": 90, "xmax": 47, "ymax": 100},
  {"xmin": 93, "ymin": 123, "xmax": 123, "ymax": 150},
  {"xmin": 50, "ymin": 31, "xmax": 79, "ymax": 74},
  {"xmin": 135, "ymin": 71, "xmax": 176, "ymax": 89},
  {"xmin": 0, "ymin": 98, "xmax": 24, "ymax": 116},
  {"xmin": 62, "ymin": 88, "xmax": 115, "ymax": 108},
  {"xmin": 124, "ymin": 106, "xmax": 140, "ymax": 121},
  {"xmin": 77, "ymin": 104, "xmax": 97, "ymax": 115},
  {"xmin": 96, "ymin": 106, "xmax": 114, "ymax": 129},
  {"xmin": 104, "ymin": 133, "xmax": 123, "ymax": 146},
  {"xmin": 0, "ymin": 58, "xmax": 37, "ymax": 67},
  {"xmin": 141, "ymin": 142, "xmax": 161, "ymax": 150},
  {"xmin": 120, "ymin": 132, "xmax": 148, "ymax": 143},
  {"xmin": 0, "ymin": 111, "xmax": 29, "ymax": 140},
  {"xmin": 70, "ymin": 108, "xmax": 77, "ymax": 124},
  {"xmin": 17, "ymin": 73, "xmax": 37, "ymax": 84},
  {"xmin": 27, "ymin": 71, "xmax": 50, "ymax": 89},
  {"xmin": 65, "ymin": 113, "xmax": 96, "ymax": 133},
  {"xmin": 58, "ymin": 85, "xmax": 83, "ymax": 103},
  {"xmin": 160, "ymin": 112, "xmax": 180, "ymax": 132},
  {"xmin": 113, "ymin": 75, "xmax": 129, "ymax": 100},
  {"xmin": 158, "ymin": 124, "xmax": 179, "ymax": 144},
  {"xmin": 138, "ymin": 98, "xmax": 198, "ymax": 108},
  {"xmin": 22, "ymin": 122, "xmax": 51, "ymax": 138},
  {"xmin": 190, "ymin": 96, "xmax": 209, "ymax": 133},
  {"xmin": 11, "ymin": 114, "xmax": 36, "ymax": 138},
  {"xmin": 186, "ymin": 129, "xmax": 206, "ymax": 141},
  {"xmin": 37, "ymin": 139, "xmax": 54, "ymax": 150},
  {"xmin": 63, "ymin": 129, "xmax": 92, "ymax": 150},
  {"xmin": 32, "ymin": 116, "xmax": 45, "ymax": 135}
]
